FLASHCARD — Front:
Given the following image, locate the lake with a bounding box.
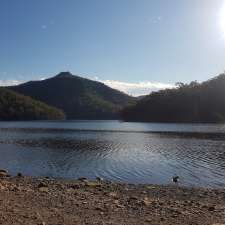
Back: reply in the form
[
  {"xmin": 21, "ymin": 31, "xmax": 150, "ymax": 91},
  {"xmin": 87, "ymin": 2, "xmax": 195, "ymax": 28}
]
[{"xmin": 0, "ymin": 120, "xmax": 225, "ymax": 188}]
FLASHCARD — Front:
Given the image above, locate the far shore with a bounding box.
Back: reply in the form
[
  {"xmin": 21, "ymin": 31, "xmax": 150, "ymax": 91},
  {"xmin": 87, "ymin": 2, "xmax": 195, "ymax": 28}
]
[{"xmin": 0, "ymin": 171, "xmax": 225, "ymax": 225}]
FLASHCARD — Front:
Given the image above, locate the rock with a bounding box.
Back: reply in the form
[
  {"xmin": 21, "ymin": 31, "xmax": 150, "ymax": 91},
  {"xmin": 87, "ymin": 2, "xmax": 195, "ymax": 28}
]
[
  {"xmin": 70, "ymin": 183, "xmax": 80, "ymax": 189},
  {"xmin": 38, "ymin": 187, "xmax": 49, "ymax": 193},
  {"xmin": 108, "ymin": 192, "xmax": 118, "ymax": 198},
  {"xmin": 11, "ymin": 186, "xmax": 21, "ymax": 192},
  {"xmin": 37, "ymin": 222, "xmax": 46, "ymax": 225},
  {"xmin": 95, "ymin": 206, "xmax": 105, "ymax": 211},
  {"xmin": 142, "ymin": 197, "xmax": 152, "ymax": 207},
  {"xmin": 0, "ymin": 170, "xmax": 8, "ymax": 177},
  {"xmin": 208, "ymin": 206, "xmax": 215, "ymax": 211},
  {"xmin": 129, "ymin": 196, "xmax": 139, "ymax": 201},
  {"xmin": 38, "ymin": 182, "xmax": 48, "ymax": 188},
  {"xmin": 85, "ymin": 181, "xmax": 101, "ymax": 188},
  {"xmin": 0, "ymin": 183, "xmax": 5, "ymax": 190},
  {"xmin": 78, "ymin": 177, "xmax": 88, "ymax": 182},
  {"xmin": 146, "ymin": 185, "xmax": 156, "ymax": 190}
]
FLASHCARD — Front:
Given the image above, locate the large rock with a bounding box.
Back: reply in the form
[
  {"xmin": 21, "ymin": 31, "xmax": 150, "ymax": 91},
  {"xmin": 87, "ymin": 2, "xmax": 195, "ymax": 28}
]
[{"xmin": 0, "ymin": 169, "xmax": 9, "ymax": 177}]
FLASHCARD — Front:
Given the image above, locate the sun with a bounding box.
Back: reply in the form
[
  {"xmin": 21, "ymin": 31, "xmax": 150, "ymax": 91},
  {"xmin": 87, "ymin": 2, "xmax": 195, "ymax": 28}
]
[{"xmin": 219, "ymin": 2, "xmax": 225, "ymax": 37}]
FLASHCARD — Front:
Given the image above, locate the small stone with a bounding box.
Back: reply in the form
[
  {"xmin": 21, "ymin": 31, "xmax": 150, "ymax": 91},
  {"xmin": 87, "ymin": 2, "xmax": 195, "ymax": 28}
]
[{"xmin": 208, "ymin": 206, "xmax": 215, "ymax": 211}]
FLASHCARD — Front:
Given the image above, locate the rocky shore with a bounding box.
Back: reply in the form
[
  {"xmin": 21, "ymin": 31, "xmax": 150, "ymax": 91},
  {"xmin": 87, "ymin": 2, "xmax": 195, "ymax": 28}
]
[{"xmin": 0, "ymin": 171, "xmax": 225, "ymax": 225}]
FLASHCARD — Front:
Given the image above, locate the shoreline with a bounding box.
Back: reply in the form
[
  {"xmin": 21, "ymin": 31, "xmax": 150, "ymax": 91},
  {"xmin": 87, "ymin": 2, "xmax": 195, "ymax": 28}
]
[{"xmin": 0, "ymin": 173, "xmax": 225, "ymax": 225}]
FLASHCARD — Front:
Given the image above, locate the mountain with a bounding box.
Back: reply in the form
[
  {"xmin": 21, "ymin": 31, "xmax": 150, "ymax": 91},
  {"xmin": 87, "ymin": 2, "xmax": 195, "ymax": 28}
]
[
  {"xmin": 0, "ymin": 87, "xmax": 65, "ymax": 121},
  {"xmin": 9, "ymin": 72, "xmax": 135, "ymax": 119},
  {"xmin": 121, "ymin": 74, "xmax": 225, "ymax": 123}
]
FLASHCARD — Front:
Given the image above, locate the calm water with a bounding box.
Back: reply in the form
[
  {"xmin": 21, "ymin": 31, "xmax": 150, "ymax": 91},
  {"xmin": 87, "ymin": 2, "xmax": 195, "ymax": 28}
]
[{"xmin": 0, "ymin": 120, "xmax": 225, "ymax": 188}]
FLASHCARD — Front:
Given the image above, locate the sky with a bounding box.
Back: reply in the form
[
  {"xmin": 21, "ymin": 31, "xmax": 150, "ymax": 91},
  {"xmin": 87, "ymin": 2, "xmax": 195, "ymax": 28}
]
[{"xmin": 1, "ymin": 0, "xmax": 225, "ymax": 96}]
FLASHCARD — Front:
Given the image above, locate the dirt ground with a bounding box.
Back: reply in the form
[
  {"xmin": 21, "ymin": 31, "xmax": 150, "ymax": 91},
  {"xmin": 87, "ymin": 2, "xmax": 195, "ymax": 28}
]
[{"xmin": 0, "ymin": 175, "xmax": 225, "ymax": 225}]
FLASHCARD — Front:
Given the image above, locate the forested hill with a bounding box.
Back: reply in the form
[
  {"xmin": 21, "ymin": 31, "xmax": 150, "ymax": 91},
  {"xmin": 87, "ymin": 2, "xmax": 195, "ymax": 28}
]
[
  {"xmin": 0, "ymin": 88, "xmax": 65, "ymax": 121},
  {"xmin": 9, "ymin": 72, "xmax": 135, "ymax": 119},
  {"xmin": 121, "ymin": 74, "xmax": 225, "ymax": 123}
]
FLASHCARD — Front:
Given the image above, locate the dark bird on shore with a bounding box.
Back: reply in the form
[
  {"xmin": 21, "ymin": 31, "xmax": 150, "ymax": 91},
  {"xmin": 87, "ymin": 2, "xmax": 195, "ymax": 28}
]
[
  {"xmin": 172, "ymin": 176, "xmax": 179, "ymax": 184},
  {"xmin": 17, "ymin": 172, "xmax": 22, "ymax": 177},
  {"xmin": 96, "ymin": 177, "xmax": 103, "ymax": 182}
]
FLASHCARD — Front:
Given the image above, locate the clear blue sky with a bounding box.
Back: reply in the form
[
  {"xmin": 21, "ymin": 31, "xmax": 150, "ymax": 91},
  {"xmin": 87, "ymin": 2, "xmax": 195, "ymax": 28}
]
[{"xmin": 1, "ymin": 0, "xmax": 225, "ymax": 86}]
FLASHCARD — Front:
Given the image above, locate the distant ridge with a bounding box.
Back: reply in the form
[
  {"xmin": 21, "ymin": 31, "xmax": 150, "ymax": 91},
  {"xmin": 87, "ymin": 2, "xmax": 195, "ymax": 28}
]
[
  {"xmin": 121, "ymin": 73, "xmax": 225, "ymax": 123},
  {"xmin": 9, "ymin": 72, "xmax": 135, "ymax": 119}
]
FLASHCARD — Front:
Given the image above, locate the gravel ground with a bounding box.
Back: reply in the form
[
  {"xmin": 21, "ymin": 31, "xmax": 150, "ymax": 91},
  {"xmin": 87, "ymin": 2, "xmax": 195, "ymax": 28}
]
[{"xmin": 0, "ymin": 174, "xmax": 225, "ymax": 225}]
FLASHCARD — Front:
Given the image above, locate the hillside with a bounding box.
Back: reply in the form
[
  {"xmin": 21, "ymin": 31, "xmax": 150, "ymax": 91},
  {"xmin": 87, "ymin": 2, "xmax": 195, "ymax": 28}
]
[
  {"xmin": 0, "ymin": 87, "xmax": 65, "ymax": 121},
  {"xmin": 9, "ymin": 72, "xmax": 135, "ymax": 119},
  {"xmin": 121, "ymin": 73, "xmax": 225, "ymax": 123}
]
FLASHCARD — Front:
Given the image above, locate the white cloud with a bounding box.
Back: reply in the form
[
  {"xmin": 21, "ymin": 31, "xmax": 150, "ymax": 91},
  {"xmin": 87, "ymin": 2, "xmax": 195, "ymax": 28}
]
[
  {"xmin": 97, "ymin": 79, "xmax": 175, "ymax": 96},
  {"xmin": 0, "ymin": 80, "xmax": 22, "ymax": 86},
  {"xmin": 0, "ymin": 77, "xmax": 175, "ymax": 97},
  {"xmin": 0, "ymin": 77, "xmax": 46, "ymax": 87}
]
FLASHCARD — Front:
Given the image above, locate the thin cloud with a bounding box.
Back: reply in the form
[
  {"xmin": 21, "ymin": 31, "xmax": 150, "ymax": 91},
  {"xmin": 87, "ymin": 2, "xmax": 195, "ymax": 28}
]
[
  {"xmin": 41, "ymin": 25, "xmax": 47, "ymax": 29},
  {"xmin": 97, "ymin": 79, "xmax": 175, "ymax": 96},
  {"xmin": 148, "ymin": 16, "xmax": 163, "ymax": 24}
]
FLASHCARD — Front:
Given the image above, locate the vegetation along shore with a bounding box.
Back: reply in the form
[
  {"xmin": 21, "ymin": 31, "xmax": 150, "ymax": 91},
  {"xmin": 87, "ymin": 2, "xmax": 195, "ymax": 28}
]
[{"xmin": 0, "ymin": 170, "xmax": 224, "ymax": 225}]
